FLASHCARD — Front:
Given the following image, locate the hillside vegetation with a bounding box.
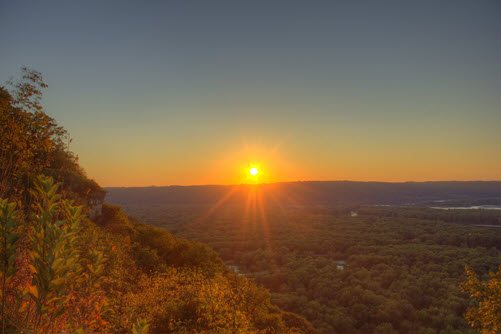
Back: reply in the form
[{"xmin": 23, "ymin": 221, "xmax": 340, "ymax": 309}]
[{"xmin": 0, "ymin": 68, "xmax": 313, "ymax": 333}]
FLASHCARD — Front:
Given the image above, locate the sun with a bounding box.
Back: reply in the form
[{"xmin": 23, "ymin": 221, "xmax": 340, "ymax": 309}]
[
  {"xmin": 249, "ymin": 167, "xmax": 259, "ymax": 176},
  {"xmin": 242, "ymin": 162, "xmax": 264, "ymax": 184}
]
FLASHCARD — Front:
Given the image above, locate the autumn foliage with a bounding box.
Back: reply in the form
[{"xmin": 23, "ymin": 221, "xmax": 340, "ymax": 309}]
[{"xmin": 461, "ymin": 266, "xmax": 501, "ymax": 334}]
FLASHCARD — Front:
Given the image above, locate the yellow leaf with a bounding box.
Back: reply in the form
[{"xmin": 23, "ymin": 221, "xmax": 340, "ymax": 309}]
[{"xmin": 27, "ymin": 285, "xmax": 39, "ymax": 299}]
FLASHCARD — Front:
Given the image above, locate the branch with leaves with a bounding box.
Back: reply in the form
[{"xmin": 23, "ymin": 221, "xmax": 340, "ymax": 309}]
[{"xmin": 461, "ymin": 265, "xmax": 501, "ymax": 334}]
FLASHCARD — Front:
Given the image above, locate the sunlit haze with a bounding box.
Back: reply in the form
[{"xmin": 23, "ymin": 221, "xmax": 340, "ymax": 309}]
[{"xmin": 1, "ymin": 1, "xmax": 500, "ymax": 186}]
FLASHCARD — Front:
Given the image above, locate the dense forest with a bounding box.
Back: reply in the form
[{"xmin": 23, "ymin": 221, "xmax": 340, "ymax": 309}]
[
  {"xmin": 0, "ymin": 68, "xmax": 314, "ymax": 333},
  {"xmin": 110, "ymin": 189, "xmax": 501, "ymax": 334}
]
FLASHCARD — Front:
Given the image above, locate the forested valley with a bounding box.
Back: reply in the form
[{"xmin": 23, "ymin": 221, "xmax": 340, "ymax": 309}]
[{"xmin": 109, "ymin": 190, "xmax": 501, "ymax": 334}]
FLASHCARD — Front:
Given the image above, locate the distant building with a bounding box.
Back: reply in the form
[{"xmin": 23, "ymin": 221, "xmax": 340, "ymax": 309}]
[
  {"xmin": 226, "ymin": 264, "xmax": 245, "ymax": 276},
  {"xmin": 88, "ymin": 198, "xmax": 103, "ymax": 219},
  {"xmin": 87, "ymin": 187, "xmax": 106, "ymax": 219},
  {"xmin": 335, "ymin": 261, "xmax": 346, "ymax": 270}
]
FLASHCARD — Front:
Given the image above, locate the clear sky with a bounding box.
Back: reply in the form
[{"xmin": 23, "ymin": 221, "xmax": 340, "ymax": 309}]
[{"xmin": 1, "ymin": 0, "xmax": 500, "ymax": 186}]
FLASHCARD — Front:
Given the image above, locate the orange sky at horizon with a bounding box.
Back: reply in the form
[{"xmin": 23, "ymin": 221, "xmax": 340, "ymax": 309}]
[{"xmin": 77, "ymin": 137, "xmax": 501, "ymax": 187}]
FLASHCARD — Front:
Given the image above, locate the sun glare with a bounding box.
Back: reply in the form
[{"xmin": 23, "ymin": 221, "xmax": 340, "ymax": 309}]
[
  {"xmin": 244, "ymin": 164, "xmax": 263, "ymax": 183},
  {"xmin": 249, "ymin": 167, "xmax": 259, "ymax": 176}
]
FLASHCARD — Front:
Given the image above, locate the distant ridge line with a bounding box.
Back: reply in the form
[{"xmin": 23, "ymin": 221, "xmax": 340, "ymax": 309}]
[{"xmin": 106, "ymin": 181, "xmax": 501, "ymax": 207}]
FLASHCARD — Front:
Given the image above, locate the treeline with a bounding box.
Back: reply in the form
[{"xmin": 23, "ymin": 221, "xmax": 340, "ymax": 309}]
[
  {"xmin": 358, "ymin": 206, "xmax": 501, "ymax": 227},
  {"xmin": 0, "ymin": 68, "xmax": 314, "ymax": 333},
  {"xmin": 0, "ymin": 67, "xmax": 104, "ymax": 208}
]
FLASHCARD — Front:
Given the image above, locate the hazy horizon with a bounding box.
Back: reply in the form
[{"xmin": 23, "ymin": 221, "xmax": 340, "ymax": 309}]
[{"xmin": 104, "ymin": 179, "xmax": 501, "ymax": 189}]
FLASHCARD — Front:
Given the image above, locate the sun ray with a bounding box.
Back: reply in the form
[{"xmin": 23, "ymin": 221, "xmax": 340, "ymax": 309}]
[
  {"xmin": 256, "ymin": 186, "xmax": 278, "ymax": 274},
  {"xmin": 191, "ymin": 186, "xmax": 239, "ymax": 227}
]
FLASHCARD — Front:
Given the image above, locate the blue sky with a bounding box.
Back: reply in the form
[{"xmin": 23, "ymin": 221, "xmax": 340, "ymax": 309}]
[{"xmin": 1, "ymin": 1, "xmax": 500, "ymax": 185}]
